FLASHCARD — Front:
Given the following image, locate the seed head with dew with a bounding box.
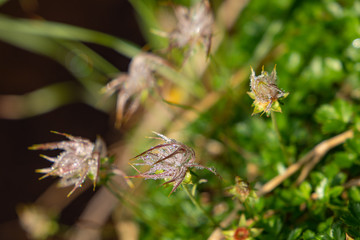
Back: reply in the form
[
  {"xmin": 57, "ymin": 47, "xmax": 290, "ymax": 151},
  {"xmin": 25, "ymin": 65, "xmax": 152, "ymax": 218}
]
[
  {"xmin": 104, "ymin": 53, "xmax": 170, "ymax": 128},
  {"xmin": 247, "ymin": 65, "xmax": 289, "ymax": 116},
  {"xmin": 169, "ymin": 0, "xmax": 214, "ymax": 58},
  {"xmin": 128, "ymin": 132, "xmax": 217, "ymax": 196},
  {"xmin": 29, "ymin": 131, "xmax": 107, "ymax": 197}
]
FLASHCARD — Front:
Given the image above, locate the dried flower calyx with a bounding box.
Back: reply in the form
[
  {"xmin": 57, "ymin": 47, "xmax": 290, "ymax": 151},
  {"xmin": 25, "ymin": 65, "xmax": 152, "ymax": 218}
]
[
  {"xmin": 248, "ymin": 65, "xmax": 289, "ymax": 116},
  {"xmin": 29, "ymin": 131, "xmax": 107, "ymax": 197},
  {"xmin": 128, "ymin": 132, "xmax": 217, "ymax": 195},
  {"xmin": 105, "ymin": 53, "xmax": 170, "ymax": 127},
  {"xmin": 227, "ymin": 177, "xmax": 251, "ymax": 202},
  {"xmin": 169, "ymin": 0, "xmax": 214, "ymax": 57}
]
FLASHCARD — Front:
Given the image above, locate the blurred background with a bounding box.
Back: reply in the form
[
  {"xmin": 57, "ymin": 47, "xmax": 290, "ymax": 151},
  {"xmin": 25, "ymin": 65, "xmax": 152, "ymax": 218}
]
[
  {"xmin": 0, "ymin": 0, "xmax": 144, "ymax": 239},
  {"xmin": 1, "ymin": 0, "xmax": 360, "ymax": 239}
]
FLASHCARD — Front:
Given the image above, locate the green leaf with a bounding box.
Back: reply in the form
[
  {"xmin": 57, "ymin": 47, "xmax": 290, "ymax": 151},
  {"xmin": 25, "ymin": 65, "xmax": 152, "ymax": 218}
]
[
  {"xmin": 329, "ymin": 186, "xmax": 344, "ymax": 198},
  {"xmin": 287, "ymin": 228, "xmax": 303, "ymax": 240},
  {"xmin": 316, "ymin": 234, "xmax": 332, "ymax": 240},
  {"xmin": 314, "ymin": 99, "xmax": 353, "ymax": 134},
  {"xmin": 322, "ymin": 120, "xmax": 346, "ymax": 134},
  {"xmin": 345, "ymin": 136, "xmax": 360, "ymax": 156},
  {"xmin": 318, "ymin": 217, "xmax": 333, "ymax": 232},
  {"xmin": 349, "ymin": 201, "xmax": 360, "ymax": 222},
  {"xmin": 342, "ymin": 212, "xmax": 360, "ymax": 227},
  {"xmin": 349, "ymin": 187, "xmax": 360, "ymax": 202},
  {"xmin": 331, "ymin": 172, "xmax": 347, "ymax": 186},
  {"xmin": 299, "ymin": 181, "xmax": 312, "ymax": 199},
  {"xmin": 333, "ymin": 99, "xmax": 353, "ymax": 123},
  {"xmin": 329, "ymin": 225, "xmax": 345, "ymax": 240},
  {"xmin": 302, "ymin": 230, "xmax": 316, "ymax": 240},
  {"xmin": 267, "ymin": 216, "xmax": 283, "ymax": 235},
  {"xmin": 315, "ymin": 104, "xmax": 344, "ymax": 134},
  {"xmin": 323, "ymin": 162, "xmax": 340, "ymax": 179},
  {"xmin": 315, "ymin": 104, "xmax": 337, "ymax": 122},
  {"xmin": 333, "ymin": 152, "xmax": 357, "ymax": 168}
]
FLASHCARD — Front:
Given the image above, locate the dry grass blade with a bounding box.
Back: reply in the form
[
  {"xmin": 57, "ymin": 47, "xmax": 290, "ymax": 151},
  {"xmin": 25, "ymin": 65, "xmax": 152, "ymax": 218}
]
[
  {"xmin": 295, "ymin": 129, "xmax": 353, "ymax": 185},
  {"xmin": 343, "ymin": 178, "xmax": 360, "ymax": 189},
  {"xmin": 258, "ymin": 129, "xmax": 354, "ymax": 197}
]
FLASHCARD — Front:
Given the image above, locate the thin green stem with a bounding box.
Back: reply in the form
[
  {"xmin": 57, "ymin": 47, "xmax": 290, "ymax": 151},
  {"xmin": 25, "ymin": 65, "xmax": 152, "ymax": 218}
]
[
  {"xmin": 271, "ymin": 111, "xmax": 290, "ymax": 164},
  {"xmin": 182, "ymin": 183, "xmax": 218, "ymax": 227},
  {"xmin": 104, "ymin": 181, "xmax": 165, "ymax": 234}
]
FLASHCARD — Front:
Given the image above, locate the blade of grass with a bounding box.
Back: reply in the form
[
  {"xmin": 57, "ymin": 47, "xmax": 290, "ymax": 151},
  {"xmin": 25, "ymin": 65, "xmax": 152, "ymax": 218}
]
[
  {"xmin": 0, "ymin": 14, "xmax": 141, "ymax": 57},
  {"xmin": 58, "ymin": 41, "xmax": 120, "ymax": 77},
  {"xmin": 0, "ymin": 29, "xmax": 101, "ymax": 93},
  {"xmin": 0, "ymin": 82, "xmax": 81, "ymax": 119},
  {"xmin": 129, "ymin": 0, "xmax": 168, "ymax": 50},
  {"xmin": 0, "ymin": 27, "xmax": 120, "ymax": 102}
]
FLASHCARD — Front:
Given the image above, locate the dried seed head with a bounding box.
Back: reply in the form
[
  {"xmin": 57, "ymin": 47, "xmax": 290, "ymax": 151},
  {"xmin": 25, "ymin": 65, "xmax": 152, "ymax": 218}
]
[
  {"xmin": 247, "ymin": 65, "xmax": 289, "ymax": 116},
  {"xmin": 128, "ymin": 132, "xmax": 217, "ymax": 195},
  {"xmin": 105, "ymin": 53, "xmax": 169, "ymax": 127},
  {"xmin": 29, "ymin": 131, "xmax": 107, "ymax": 197},
  {"xmin": 227, "ymin": 177, "xmax": 251, "ymax": 203},
  {"xmin": 169, "ymin": 0, "xmax": 214, "ymax": 57}
]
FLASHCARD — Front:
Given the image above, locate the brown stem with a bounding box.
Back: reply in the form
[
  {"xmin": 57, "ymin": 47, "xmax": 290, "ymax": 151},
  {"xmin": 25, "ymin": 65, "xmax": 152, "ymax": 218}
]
[
  {"xmin": 343, "ymin": 177, "xmax": 360, "ymax": 189},
  {"xmin": 258, "ymin": 129, "xmax": 353, "ymax": 197},
  {"xmin": 295, "ymin": 129, "xmax": 353, "ymax": 186}
]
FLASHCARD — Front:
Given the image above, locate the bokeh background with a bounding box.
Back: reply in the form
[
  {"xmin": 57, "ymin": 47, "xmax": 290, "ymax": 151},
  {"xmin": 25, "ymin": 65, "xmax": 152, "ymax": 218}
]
[
  {"xmin": 0, "ymin": 0, "xmax": 144, "ymax": 238},
  {"xmin": 1, "ymin": 0, "xmax": 360, "ymax": 239}
]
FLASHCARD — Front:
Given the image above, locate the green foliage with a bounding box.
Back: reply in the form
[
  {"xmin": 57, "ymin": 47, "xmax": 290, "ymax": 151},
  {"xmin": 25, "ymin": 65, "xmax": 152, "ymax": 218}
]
[
  {"xmin": 315, "ymin": 99, "xmax": 353, "ymax": 134},
  {"xmin": 342, "ymin": 201, "xmax": 360, "ymax": 238}
]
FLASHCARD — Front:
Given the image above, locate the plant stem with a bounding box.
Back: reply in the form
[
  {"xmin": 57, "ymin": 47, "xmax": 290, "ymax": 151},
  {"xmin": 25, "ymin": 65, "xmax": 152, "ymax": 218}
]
[
  {"xmin": 104, "ymin": 182, "xmax": 166, "ymax": 234},
  {"xmin": 182, "ymin": 183, "xmax": 218, "ymax": 227},
  {"xmin": 271, "ymin": 111, "xmax": 290, "ymax": 164}
]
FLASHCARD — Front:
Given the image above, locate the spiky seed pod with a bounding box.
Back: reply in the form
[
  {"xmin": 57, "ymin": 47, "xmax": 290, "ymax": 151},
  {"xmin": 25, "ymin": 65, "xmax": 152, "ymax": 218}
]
[
  {"xmin": 169, "ymin": 0, "xmax": 214, "ymax": 58},
  {"xmin": 128, "ymin": 132, "xmax": 217, "ymax": 195},
  {"xmin": 29, "ymin": 131, "xmax": 107, "ymax": 197},
  {"xmin": 105, "ymin": 53, "xmax": 170, "ymax": 128},
  {"xmin": 247, "ymin": 65, "xmax": 289, "ymax": 116}
]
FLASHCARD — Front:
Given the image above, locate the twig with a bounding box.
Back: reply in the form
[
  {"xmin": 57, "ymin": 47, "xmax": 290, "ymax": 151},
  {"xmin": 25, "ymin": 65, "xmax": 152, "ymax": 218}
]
[
  {"xmin": 295, "ymin": 129, "xmax": 353, "ymax": 185},
  {"xmin": 257, "ymin": 129, "xmax": 353, "ymax": 196},
  {"xmin": 343, "ymin": 178, "xmax": 360, "ymax": 189},
  {"xmin": 256, "ymin": 151, "xmax": 314, "ymax": 197}
]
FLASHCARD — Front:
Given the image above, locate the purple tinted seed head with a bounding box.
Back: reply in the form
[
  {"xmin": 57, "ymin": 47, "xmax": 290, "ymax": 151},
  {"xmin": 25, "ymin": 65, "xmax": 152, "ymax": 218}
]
[
  {"xmin": 169, "ymin": 0, "xmax": 214, "ymax": 58},
  {"xmin": 29, "ymin": 131, "xmax": 107, "ymax": 197},
  {"xmin": 128, "ymin": 132, "xmax": 217, "ymax": 195},
  {"xmin": 105, "ymin": 53, "xmax": 170, "ymax": 127}
]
